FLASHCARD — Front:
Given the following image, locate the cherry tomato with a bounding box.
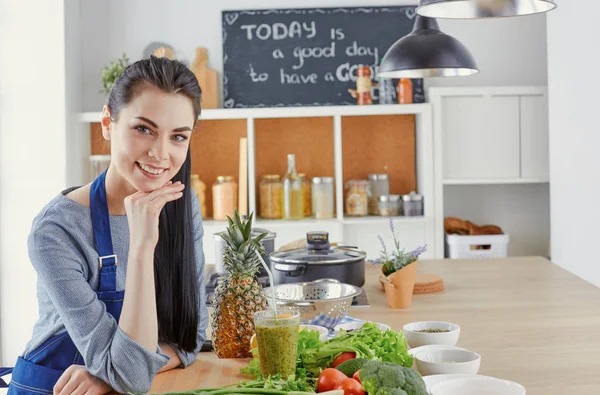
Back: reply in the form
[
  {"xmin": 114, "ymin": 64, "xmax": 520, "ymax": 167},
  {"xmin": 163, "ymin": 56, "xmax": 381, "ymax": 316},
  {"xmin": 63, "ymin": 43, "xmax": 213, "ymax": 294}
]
[
  {"xmin": 332, "ymin": 352, "xmax": 356, "ymax": 368},
  {"xmin": 334, "ymin": 378, "xmax": 365, "ymax": 395},
  {"xmin": 352, "ymin": 370, "xmax": 361, "ymax": 384},
  {"xmin": 317, "ymin": 368, "xmax": 348, "ymax": 393}
]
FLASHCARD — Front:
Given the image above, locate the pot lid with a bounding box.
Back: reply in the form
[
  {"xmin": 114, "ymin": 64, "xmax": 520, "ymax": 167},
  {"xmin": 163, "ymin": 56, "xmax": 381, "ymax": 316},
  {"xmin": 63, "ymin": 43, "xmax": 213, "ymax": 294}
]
[
  {"xmin": 270, "ymin": 247, "xmax": 366, "ymax": 265},
  {"xmin": 214, "ymin": 227, "xmax": 276, "ymax": 241}
]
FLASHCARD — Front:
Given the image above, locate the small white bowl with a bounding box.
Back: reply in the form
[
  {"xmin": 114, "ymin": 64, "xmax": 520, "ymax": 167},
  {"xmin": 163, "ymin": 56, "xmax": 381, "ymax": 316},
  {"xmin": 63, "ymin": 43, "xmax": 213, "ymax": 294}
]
[
  {"xmin": 403, "ymin": 321, "xmax": 460, "ymax": 348},
  {"xmin": 300, "ymin": 324, "xmax": 329, "ymax": 342},
  {"xmin": 415, "ymin": 349, "xmax": 481, "ymax": 376},
  {"xmin": 408, "ymin": 344, "xmax": 468, "ymax": 357},
  {"xmin": 333, "ymin": 321, "xmax": 391, "ymax": 336},
  {"xmin": 430, "ymin": 376, "xmax": 526, "ymax": 395}
]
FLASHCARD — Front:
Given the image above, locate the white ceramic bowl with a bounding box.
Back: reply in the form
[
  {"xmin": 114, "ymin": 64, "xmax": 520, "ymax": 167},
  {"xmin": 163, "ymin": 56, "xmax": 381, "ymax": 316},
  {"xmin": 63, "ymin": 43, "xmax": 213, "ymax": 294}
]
[
  {"xmin": 408, "ymin": 344, "xmax": 468, "ymax": 357},
  {"xmin": 300, "ymin": 324, "xmax": 329, "ymax": 342},
  {"xmin": 403, "ymin": 321, "xmax": 460, "ymax": 348},
  {"xmin": 430, "ymin": 376, "xmax": 526, "ymax": 395},
  {"xmin": 333, "ymin": 321, "xmax": 391, "ymax": 336},
  {"xmin": 415, "ymin": 349, "xmax": 481, "ymax": 376}
]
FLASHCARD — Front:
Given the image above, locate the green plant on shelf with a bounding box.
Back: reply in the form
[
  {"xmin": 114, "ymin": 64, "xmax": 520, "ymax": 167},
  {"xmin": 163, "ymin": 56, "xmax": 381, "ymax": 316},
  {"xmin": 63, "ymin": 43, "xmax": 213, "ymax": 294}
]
[
  {"xmin": 371, "ymin": 218, "xmax": 427, "ymax": 276},
  {"xmin": 100, "ymin": 53, "xmax": 130, "ymax": 95}
]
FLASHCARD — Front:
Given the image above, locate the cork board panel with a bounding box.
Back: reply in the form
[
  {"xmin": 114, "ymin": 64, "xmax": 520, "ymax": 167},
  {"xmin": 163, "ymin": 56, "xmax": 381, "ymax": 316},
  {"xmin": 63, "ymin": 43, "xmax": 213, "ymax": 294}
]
[
  {"xmin": 90, "ymin": 120, "xmax": 247, "ymax": 220},
  {"xmin": 254, "ymin": 117, "xmax": 335, "ymax": 186},
  {"xmin": 342, "ymin": 114, "xmax": 416, "ymax": 194},
  {"xmin": 90, "ymin": 123, "xmax": 109, "ymax": 154},
  {"xmin": 190, "ymin": 119, "xmax": 247, "ymax": 219}
]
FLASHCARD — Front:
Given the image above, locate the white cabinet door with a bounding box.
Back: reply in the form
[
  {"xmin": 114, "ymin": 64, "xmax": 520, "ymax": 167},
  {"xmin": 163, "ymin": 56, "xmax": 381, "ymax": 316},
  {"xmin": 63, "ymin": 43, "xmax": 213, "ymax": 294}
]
[
  {"xmin": 520, "ymin": 95, "xmax": 549, "ymax": 179},
  {"xmin": 443, "ymin": 96, "xmax": 521, "ymax": 180}
]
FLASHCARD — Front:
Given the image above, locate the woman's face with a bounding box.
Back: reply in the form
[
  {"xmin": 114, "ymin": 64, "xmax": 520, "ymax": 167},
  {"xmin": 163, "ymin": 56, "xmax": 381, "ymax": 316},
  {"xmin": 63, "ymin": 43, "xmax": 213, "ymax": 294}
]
[{"xmin": 103, "ymin": 85, "xmax": 195, "ymax": 193}]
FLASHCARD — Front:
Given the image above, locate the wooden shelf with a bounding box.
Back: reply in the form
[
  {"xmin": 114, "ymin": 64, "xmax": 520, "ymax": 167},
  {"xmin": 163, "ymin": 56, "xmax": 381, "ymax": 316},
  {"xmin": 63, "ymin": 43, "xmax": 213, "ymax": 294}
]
[
  {"xmin": 78, "ymin": 104, "xmax": 430, "ymax": 123},
  {"xmin": 342, "ymin": 216, "xmax": 427, "ymax": 225}
]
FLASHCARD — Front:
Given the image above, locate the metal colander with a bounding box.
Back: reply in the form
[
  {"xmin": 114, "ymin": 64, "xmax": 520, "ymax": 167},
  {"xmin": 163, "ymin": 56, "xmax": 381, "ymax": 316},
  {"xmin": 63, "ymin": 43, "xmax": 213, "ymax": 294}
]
[{"xmin": 263, "ymin": 279, "xmax": 362, "ymax": 329}]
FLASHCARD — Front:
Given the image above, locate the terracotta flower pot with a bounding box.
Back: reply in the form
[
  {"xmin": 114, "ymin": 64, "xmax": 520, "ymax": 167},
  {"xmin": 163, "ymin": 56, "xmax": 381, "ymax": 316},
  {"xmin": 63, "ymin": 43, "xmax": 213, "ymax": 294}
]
[{"xmin": 383, "ymin": 261, "xmax": 418, "ymax": 309}]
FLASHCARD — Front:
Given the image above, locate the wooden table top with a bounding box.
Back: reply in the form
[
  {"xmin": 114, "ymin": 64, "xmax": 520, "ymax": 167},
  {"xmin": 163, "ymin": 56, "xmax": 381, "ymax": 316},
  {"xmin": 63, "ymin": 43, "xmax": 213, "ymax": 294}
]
[{"xmin": 150, "ymin": 257, "xmax": 600, "ymax": 395}]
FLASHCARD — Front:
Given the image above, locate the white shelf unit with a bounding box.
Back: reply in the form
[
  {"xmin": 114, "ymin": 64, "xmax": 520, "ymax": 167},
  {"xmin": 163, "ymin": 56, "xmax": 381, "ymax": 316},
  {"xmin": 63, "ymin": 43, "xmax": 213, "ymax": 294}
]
[
  {"xmin": 78, "ymin": 104, "xmax": 439, "ymax": 261},
  {"xmin": 429, "ymin": 86, "xmax": 550, "ymax": 257}
]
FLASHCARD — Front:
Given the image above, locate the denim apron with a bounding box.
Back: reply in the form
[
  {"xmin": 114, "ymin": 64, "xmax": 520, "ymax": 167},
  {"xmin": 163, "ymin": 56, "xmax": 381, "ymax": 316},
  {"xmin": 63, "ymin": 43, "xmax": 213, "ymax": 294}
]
[{"xmin": 0, "ymin": 170, "xmax": 124, "ymax": 394}]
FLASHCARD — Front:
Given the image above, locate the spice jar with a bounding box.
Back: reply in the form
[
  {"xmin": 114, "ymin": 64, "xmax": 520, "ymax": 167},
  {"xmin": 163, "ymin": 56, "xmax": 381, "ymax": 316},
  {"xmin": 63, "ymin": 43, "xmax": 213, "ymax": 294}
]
[
  {"xmin": 368, "ymin": 174, "xmax": 390, "ymax": 215},
  {"xmin": 345, "ymin": 180, "xmax": 370, "ymax": 216},
  {"xmin": 259, "ymin": 175, "xmax": 283, "ymax": 219},
  {"xmin": 213, "ymin": 176, "xmax": 237, "ymax": 220},
  {"xmin": 402, "ymin": 191, "xmax": 424, "ymax": 216},
  {"xmin": 190, "ymin": 174, "xmax": 207, "ymax": 217},
  {"xmin": 378, "ymin": 195, "xmax": 401, "ymax": 217},
  {"xmin": 398, "ymin": 78, "xmax": 413, "ymax": 104},
  {"xmin": 312, "ymin": 177, "xmax": 335, "ymax": 219},
  {"xmin": 298, "ymin": 173, "xmax": 312, "ymax": 217},
  {"xmin": 356, "ymin": 65, "xmax": 373, "ymax": 105}
]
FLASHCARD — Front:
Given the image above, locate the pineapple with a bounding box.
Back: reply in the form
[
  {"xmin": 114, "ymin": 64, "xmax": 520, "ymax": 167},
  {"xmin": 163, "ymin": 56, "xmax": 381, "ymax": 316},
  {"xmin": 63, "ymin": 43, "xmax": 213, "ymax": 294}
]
[{"xmin": 211, "ymin": 209, "xmax": 269, "ymax": 358}]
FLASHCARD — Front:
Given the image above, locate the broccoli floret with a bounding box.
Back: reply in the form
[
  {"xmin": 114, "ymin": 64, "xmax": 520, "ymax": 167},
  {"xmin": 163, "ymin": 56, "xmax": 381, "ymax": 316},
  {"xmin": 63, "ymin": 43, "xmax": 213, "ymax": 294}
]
[
  {"xmin": 375, "ymin": 388, "xmax": 409, "ymax": 395},
  {"xmin": 359, "ymin": 361, "xmax": 427, "ymax": 395}
]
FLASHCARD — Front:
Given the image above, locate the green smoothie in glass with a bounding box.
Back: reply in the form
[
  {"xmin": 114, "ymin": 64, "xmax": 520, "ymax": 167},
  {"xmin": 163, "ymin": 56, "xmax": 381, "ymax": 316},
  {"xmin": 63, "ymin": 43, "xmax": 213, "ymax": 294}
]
[{"xmin": 253, "ymin": 309, "xmax": 300, "ymax": 378}]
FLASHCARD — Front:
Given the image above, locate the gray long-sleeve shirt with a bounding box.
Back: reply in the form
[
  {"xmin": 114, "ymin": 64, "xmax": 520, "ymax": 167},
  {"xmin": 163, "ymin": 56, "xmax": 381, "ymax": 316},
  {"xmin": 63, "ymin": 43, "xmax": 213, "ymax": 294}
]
[{"xmin": 23, "ymin": 186, "xmax": 208, "ymax": 394}]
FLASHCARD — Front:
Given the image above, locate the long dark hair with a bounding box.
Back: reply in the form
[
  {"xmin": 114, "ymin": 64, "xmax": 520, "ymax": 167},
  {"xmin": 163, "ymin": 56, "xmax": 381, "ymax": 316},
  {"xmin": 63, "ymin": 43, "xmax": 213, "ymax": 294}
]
[{"xmin": 108, "ymin": 56, "xmax": 202, "ymax": 352}]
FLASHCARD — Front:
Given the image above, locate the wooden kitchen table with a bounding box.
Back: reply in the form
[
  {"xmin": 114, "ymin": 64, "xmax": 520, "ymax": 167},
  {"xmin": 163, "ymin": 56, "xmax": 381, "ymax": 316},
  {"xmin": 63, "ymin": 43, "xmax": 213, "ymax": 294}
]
[{"xmin": 149, "ymin": 257, "xmax": 600, "ymax": 395}]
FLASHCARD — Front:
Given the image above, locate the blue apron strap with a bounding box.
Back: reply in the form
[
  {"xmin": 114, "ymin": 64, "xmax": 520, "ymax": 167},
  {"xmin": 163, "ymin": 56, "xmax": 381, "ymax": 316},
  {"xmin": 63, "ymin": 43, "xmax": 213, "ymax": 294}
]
[
  {"xmin": 0, "ymin": 367, "xmax": 13, "ymax": 388},
  {"xmin": 90, "ymin": 170, "xmax": 118, "ymax": 293}
]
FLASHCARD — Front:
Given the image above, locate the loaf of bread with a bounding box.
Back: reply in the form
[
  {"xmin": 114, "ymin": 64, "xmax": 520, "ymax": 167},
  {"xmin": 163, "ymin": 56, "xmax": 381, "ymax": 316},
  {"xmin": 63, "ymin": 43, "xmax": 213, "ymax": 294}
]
[{"xmin": 444, "ymin": 217, "xmax": 503, "ymax": 235}]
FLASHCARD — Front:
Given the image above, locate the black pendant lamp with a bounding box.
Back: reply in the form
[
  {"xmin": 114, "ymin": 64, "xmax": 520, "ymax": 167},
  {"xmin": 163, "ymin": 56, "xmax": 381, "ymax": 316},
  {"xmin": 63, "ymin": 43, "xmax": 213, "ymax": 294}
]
[
  {"xmin": 417, "ymin": 0, "xmax": 556, "ymax": 19},
  {"xmin": 378, "ymin": 16, "xmax": 478, "ymax": 79}
]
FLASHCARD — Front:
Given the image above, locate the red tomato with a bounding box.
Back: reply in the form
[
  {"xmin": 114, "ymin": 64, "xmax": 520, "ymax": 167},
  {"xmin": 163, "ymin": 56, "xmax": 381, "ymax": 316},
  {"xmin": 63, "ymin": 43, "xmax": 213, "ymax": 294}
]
[
  {"xmin": 352, "ymin": 370, "xmax": 361, "ymax": 384},
  {"xmin": 334, "ymin": 378, "xmax": 365, "ymax": 395},
  {"xmin": 332, "ymin": 352, "xmax": 356, "ymax": 368},
  {"xmin": 317, "ymin": 368, "xmax": 348, "ymax": 393}
]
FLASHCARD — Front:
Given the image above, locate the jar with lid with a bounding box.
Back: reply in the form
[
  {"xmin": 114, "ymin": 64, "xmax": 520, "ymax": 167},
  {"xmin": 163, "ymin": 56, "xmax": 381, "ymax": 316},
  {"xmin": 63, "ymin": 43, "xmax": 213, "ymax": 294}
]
[
  {"xmin": 190, "ymin": 174, "xmax": 207, "ymax": 217},
  {"xmin": 213, "ymin": 176, "xmax": 237, "ymax": 220},
  {"xmin": 345, "ymin": 180, "xmax": 370, "ymax": 216},
  {"xmin": 378, "ymin": 195, "xmax": 401, "ymax": 217},
  {"xmin": 311, "ymin": 177, "xmax": 335, "ymax": 219},
  {"xmin": 398, "ymin": 78, "xmax": 413, "ymax": 104},
  {"xmin": 402, "ymin": 191, "xmax": 424, "ymax": 216},
  {"xmin": 298, "ymin": 173, "xmax": 312, "ymax": 217},
  {"xmin": 259, "ymin": 175, "xmax": 283, "ymax": 219},
  {"xmin": 368, "ymin": 174, "xmax": 390, "ymax": 215},
  {"xmin": 356, "ymin": 65, "xmax": 373, "ymax": 105}
]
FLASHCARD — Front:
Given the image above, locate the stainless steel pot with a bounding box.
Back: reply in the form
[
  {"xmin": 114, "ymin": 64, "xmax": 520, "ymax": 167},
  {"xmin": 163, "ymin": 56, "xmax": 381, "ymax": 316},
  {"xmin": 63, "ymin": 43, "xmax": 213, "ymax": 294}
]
[
  {"xmin": 214, "ymin": 228, "xmax": 276, "ymax": 274},
  {"xmin": 268, "ymin": 232, "xmax": 366, "ymax": 287}
]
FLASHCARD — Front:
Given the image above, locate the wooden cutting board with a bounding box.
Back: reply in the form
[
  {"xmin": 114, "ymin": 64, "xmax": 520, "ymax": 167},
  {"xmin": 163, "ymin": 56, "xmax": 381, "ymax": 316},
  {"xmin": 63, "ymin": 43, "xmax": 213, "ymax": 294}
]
[
  {"xmin": 150, "ymin": 356, "xmax": 249, "ymax": 394},
  {"xmin": 379, "ymin": 272, "xmax": 444, "ymax": 294},
  {"xmin": 191, "ymin": 47, "xmax": 219, "ymax": 109},
  {"xmin": 413, "ymin": 272, "xmax": 444, "ymax": 294}
]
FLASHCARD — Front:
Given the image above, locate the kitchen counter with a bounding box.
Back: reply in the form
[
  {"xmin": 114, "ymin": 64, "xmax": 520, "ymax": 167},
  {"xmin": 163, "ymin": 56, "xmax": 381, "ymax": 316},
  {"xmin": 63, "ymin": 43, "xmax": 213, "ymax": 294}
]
[{"xmin": 149, "ymin": 257, "xmax": 600, "ymax": 395}]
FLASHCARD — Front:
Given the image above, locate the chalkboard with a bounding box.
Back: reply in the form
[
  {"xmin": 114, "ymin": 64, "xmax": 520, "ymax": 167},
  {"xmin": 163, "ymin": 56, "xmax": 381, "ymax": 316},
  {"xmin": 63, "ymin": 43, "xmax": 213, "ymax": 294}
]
[{"xmin": 222, "ymin": 6, "xmax": 425, "ymax": 108}]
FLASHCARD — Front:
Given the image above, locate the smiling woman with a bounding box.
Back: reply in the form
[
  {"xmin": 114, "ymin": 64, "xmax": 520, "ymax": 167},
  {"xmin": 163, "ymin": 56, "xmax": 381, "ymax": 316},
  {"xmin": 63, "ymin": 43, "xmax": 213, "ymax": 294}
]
[{"xmin": 0, "ymin": 57, "xmax": 208, "ymax": 395}]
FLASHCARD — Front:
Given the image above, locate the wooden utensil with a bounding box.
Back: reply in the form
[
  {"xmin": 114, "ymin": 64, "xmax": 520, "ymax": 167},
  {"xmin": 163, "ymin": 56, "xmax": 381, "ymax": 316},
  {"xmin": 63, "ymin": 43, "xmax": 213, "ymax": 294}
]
[
  {"xmin": 238, "ymin": 137, "xmax": 248, "ymax": 216},
  {"xmin": 191, "ymin": 47, "xmax": 218, "ymax": 109}
]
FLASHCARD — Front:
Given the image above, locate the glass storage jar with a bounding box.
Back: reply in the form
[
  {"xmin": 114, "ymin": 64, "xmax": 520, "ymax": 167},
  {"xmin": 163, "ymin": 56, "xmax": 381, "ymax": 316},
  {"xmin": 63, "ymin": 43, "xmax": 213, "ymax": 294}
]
[
  {"xmin": 190, "ymin": 174, "xmax": 207, "ymax": 218},
  {"xmin": 368, "ymin": 174, "xmax": 390, "ymax": 215},
  {"xmin": 377, "ymin": 195, "xmax": 401, "ymax": 217},
  {"xmin": 259, "ymin": 175, "xmax": 283, "ymax": 219},
  {"xmin": 213, "ymin": 176, "xmax": 237, "ymax": 220},
  {"xmin": 345, "ymin": 180, "xmax": 369, "ymax": 216},
  {"xmin": 402, "ymin": 191, "xmax": 424, "ymax": 216},
  {"xmin": 298, "ymin": 173, "xmax": 312, "ymax": 218},
  {"xmin": 311, "ymin": 177, "xmax": 334, "ymax": 219}
]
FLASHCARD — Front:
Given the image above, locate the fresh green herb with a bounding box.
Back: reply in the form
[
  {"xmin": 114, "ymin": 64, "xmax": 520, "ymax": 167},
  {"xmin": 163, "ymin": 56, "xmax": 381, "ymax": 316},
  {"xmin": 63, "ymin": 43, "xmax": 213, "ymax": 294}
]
[{"xmin": 370, "ymin": 219, "xmax": 427, "ymax": 276}]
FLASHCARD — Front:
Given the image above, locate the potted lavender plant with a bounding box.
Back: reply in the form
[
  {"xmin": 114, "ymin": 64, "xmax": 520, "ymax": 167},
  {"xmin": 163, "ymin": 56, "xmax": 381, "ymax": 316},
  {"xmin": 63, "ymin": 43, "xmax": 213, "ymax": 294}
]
[{"xmin": 372, "ymin": 219, "xmax": 427, "ymax": 308}]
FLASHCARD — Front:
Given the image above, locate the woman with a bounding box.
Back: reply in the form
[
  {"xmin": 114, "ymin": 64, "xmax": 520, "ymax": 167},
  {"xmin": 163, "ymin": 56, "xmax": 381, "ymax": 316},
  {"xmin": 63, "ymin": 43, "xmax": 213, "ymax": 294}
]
[{"xmin": 0, "ymin": 56, "xmax": 208, "ymax": 394}]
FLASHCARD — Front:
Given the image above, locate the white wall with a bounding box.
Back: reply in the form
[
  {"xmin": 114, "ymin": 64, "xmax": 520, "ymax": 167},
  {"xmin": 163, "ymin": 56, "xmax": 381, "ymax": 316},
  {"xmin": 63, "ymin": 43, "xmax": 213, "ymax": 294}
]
[
  {"xmin": 444, "ymin": 184, "xmax": 550, "ymax": 257},
  {"xmin": 0, "ymin": 1, "xmax": 68, "ymax": 365},
  {"xmin": 547, "ymin": 2, "xmax": 600, "ymax": 287},
  {"xmin": 81, "ymin": 0, "xmax": 548, "ymax": 111}
]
